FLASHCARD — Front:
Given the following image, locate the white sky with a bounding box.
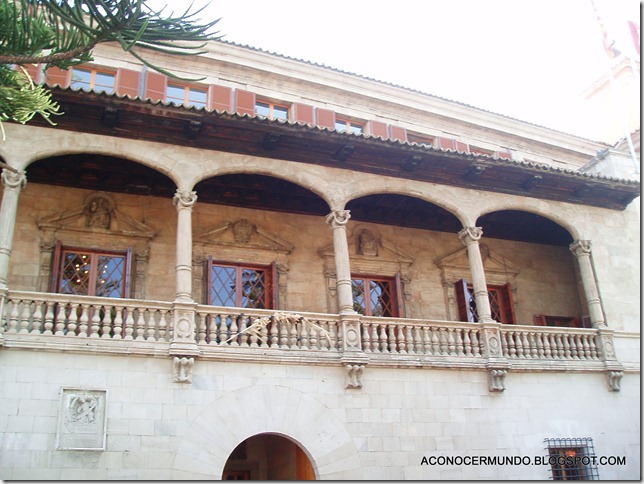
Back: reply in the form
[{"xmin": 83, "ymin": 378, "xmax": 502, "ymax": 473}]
[{"xmin": 154, "ymin": 0, "xmax": 640, "ymax": 139}]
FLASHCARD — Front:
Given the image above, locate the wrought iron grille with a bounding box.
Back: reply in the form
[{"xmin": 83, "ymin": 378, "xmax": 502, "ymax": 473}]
[{"xmin": 544, "ymin": 437, "xmax": 599, "ymax": 480}]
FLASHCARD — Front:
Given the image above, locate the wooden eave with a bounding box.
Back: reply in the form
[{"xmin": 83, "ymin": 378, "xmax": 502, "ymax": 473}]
[{"xmin": 24, "ymin": 88, "xmax": 640, "ymax": 211}]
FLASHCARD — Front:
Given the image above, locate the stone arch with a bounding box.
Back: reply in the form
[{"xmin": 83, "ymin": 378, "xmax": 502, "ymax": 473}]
[
  {"xmin": 172, "ymin": 385, "xmax": 362, "ymax": 480},
  {"xmin": 474, "ymin": 204, "xmax": 581, "ymax": 242},
  {"xmin": 190, "ymin": 159, "xmax": 336, "ymax": 209},
  {"xmin": 341, "ymin": 180, "xmax": 468, "ymax": 227}
]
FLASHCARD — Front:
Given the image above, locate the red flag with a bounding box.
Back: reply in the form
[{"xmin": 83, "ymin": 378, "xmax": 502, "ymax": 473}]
[
  {"xmin": 627, "ymin": 20, "xmax": 640, "ymax": 57},
  {"xmin": 591, "ymin": 0, "xmax": 622, "ymax": 59}
]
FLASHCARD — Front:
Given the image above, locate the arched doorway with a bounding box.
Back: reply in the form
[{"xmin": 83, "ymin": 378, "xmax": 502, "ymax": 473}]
[{"xmin": 222, "ymin": 433, "xmax": 315, "ymax": 480}]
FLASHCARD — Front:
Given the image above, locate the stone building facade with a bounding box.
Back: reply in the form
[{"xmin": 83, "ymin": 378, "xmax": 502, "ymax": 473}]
[{"xmin": 0, "ymin": 40, "xmax": 640, "ymax": 480}]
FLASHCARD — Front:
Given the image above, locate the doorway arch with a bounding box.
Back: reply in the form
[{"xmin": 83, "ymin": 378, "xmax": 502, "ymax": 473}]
[{"xmin": 222, "ymin": 433, "xmax": 315, "ymax": 480}]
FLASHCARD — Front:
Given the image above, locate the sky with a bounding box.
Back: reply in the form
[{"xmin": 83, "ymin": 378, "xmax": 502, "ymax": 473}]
[{"xmin": 152, "ymin": 0, "xmax": 641, "ymax": 140}]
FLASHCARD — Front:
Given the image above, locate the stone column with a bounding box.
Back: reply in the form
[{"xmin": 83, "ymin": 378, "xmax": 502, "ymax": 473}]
[
  {"xmin": 458, "ymin": 227, "xmax": 493, "ymax": 323},
  {"xmin": 325, "ymin": 209, "xmax": 357, "ymax": 315},
  {"xmin": 569, "ymin": 240, "xmax": 606, "ymax": 328},
  {"xmin": 0, "ymin": 169, "xmax": 27, "ymax": 290},
  {"xmin": 173, "ymin": 190, "xmax": 197, "ymax": 303},
  {"xmin": 170, "ymin": 190, "xmax": 199, "ymax": 360}
]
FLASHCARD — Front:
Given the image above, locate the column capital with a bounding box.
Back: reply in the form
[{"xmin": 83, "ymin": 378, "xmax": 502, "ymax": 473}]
[
  {"xmin": 569, "ymin": 240, "xmax": 591, "ymax": 257},
  {"xmin": 173, "ymin": 190, "xmax": 197, "ymax": 209},
  {"xmin": 1, "ymin": 169, "xmax": 27, "ymax": 190},
  {"xmin": 458, "ymin": 226, "xmax": 483, "ymax": 245},
  {"xmin": 326, "ymin": 209, "xmax": 351, "ymax": 229}
]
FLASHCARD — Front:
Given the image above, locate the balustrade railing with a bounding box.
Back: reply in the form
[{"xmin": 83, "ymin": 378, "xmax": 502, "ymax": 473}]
[
  {"xmin": 1, "ymin": 290, "xmax": 605, "ymax": 366},
  {"xmin": 1, "ymin": 291, "xmax": 172, "ymax": 342},
  {"xmin": 195, "ymin": 306, "xmax": 342, "ymax": 351},
  {"xmin": 361, "ymin": 317, "xmax": 483, "ymax": 357},
  {"xmin": 499, "ymin": 325, "xmax": 601, "ymax": 361}
]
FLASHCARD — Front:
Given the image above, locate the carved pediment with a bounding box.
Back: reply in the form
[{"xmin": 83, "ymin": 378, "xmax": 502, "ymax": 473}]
[
  {"xmin": 37, "ymin": 192, "xmax": 156, "ymax": 239},
  {"xmin": 318, "ymin": 225, "xmax": 414, "ymax": 275},
  {"xmin": 194, "ymin": 218, "xmax": 294, "ymax": 254},
  {"xmin": 436, "ymin": 244, "xmax": 519, "ymax": 285}
]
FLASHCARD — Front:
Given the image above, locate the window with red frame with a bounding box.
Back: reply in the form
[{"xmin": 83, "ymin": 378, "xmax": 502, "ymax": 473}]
[
  {"xmin": 207, "ymin": 258, "xmax": 276, "ymax": 309},
  {"xmin": 351, "ymin": 274, "xmax": 403, "ymax": 317},
  {"xmin": 455, "ymin": 279, "xmax": 516, "ymax": 324}
]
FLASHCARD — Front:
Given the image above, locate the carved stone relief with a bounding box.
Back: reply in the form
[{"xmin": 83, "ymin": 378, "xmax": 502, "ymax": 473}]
[
  {"xmin": 173, "ymin": 356, "xmax": 195, "ymax": 383},
  {"xmin": 56, "ymin": 388, "xmax": 107, "ymax": 450}
]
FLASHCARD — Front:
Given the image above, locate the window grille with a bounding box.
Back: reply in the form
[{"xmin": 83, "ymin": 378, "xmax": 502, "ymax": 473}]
[{"xmin": 543, "ymin": 437, "xmax": 599, "ymax": 480}]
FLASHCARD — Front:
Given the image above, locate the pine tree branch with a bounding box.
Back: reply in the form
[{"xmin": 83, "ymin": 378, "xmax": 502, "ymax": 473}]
[{"xmin": 0, "ymin": 44, "xmax": 96, "ymax": 65}]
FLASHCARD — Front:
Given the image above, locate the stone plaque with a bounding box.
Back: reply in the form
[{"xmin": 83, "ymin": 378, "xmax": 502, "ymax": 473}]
[{"xmin": 56, "ymin": 388, "xmax": 107, "ymax": 450}]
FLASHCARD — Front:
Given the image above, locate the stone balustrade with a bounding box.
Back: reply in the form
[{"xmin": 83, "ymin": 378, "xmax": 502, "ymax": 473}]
[{"xmin": 0, "ymin": 290, "xmax": 611, "ymax": 376}]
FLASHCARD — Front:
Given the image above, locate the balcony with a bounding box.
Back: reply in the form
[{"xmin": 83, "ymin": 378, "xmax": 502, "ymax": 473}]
[{"xmin": 0, "ymin": 290, "xmax": 620, "ymax": 391}]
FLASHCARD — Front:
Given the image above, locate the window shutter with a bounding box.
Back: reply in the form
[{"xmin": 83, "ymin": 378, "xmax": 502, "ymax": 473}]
[
  {"xmin": 144, "ymin": 71, "xmax": 167, "ymax": 102},
  {"xmin": 50, "ymin": 241, "xmax": 63, "ymax": 293},
  {"xmin": 209, "ymin": 85, "xmax": 232, "ymax": 112},
  {"xmin": 45, "ymin": 67, "xmax": 70, "ymax": 88},
  {"xmin": 368, "ymin": 120, "xmax": 388, "ymax": 139},
  {"xmin": 455, "ymin": 278, "xmax": 475, "ymax": 322},
  {"xmin": 270, "ymin": 261, "xmax": 278, "ymax": 310},
  {"xmin": 533, "ymin": 314, "xmax": 547, "ymax": 326},
  {"xmin": 388, "ymin": 125, "xmax": 407, "ymax": 142},
  {"xmin": 123, "ymin": 247, "xmax": 133, "ymax": 298},
  {"xmin": 235, "ymin": 89, "xmax": 255, "ymax": 116},
  {"xmin": 394, "ymin": 272, "xmax": 405, "ymax": 318},
  {"xmin": 500, "ymin": 283, "xmax": 516, "ymax": 324},
  {"xmin": 581, "ymin": 315, "xmax": 592, "ymax": 328},
  {"xmin": 116, "ymin": 68, "xmax": 141, "ymax": 98},
  {"xmin": 293, "ymin": 103, "xmax": 315, "ymax": 125},
  {"xmin": 316, "ymin": 108, "xmax": 335, "ymax": 129}
]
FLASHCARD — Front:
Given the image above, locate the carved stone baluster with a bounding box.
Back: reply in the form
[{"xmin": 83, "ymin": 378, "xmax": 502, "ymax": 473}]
[
  {"xmin": 320, "ymin": 322, "xmax": 330, "ymax": 350},
  {"xmin": 288, "ymin": 318, "xmax": 298, "ymax": 348},
  {"xmin": 123, "ymin": 307, "xmax": 135, "ymax": 340},
  {"xmin": 383, "ymin": 324, "xmax": 398, "ymax": 353},
  {"xmin": 76, "ymin": 304, "xmax": 89, "ymax": 337},
  {"xmin": 397, "ymin": 325, "xmax": 407, "ymax": 354},
  {"xmin": 514, "ymin": 331, "xmax": 524, "ymax": 357},
  {"xmin": 6, "ymin": 299, "xmax": 19, "ymax": 333},
  {"xmin": 54, "ymin": 303, "xmax": 66, "ymax": 336},
  {"xmin": 269, "ymin": 317, "xmax": 278, "ymax": 347},
  {"xmin": 112, "ymin": 305, "xmax": 123, "ymax": 339},
  {"xmin": 528, "ymin": 332, "xmax": 538, "ymax": 358},
  {"xmin": 279, "ymin": 316, "xmax": 288, "ymax": 348},
  {"xmin": 31, "ymin": 300, "xmax": 43, "ymax": 334},
  {"xmin": 507, "ymin": 332, "xmax": 516, "ymax": 358},
  {"xmin": 66, "ymin": 303, "xmax": 79, "ymax": 336},
  {"xmin": 18, "ymin": 299, "xmax": 30, "ymax": 333},
  {"xmin": 463, "ymin": 329, "xmax": 472, "ymax": 356},
  {"xmin": 405, "ymin": 326, "xmax": 414, "ymax": 354},
  {"xmin": 145, "ymin": 309, "xmax": 158, "ymax": 342},
  {"xmin": 309, "ymin": 320, "xmax": 318, "ymax": 349},
  {"xmin": 447, "ymin": 328, "xmax": 456, "ymax": 355},
  {"xmin": 330, "ymin": 321, "xmax": 339, "ymax": 351},
  {"xmin": 562, "ymin": 333, "xmax": 571, "ymax": 359},
  {"xmin": 229, "ymin": 314, "xmax": 239, "ymax": 346},
  {"xmin": 521, "ymin": 332, "xmax": 531, "ymax": 358},
  {"xmin": 259, "ymin": 319, "xmax": 269, "ymax": 348},
  {"xmin": 471, "ymin": 329, "xmax": 481, "ymax": 356},
  {"xmin": 90, "ymin": 305, "xmax": 101, "ymax": 338},
  {"xmin": 569, "ymin": 334, "xmax": 579, "ymax": 359},
  {"xmin": 43, "ymin": 301, "xmax": 55, "ymax": 335},
  {"xmin": 379, "ymin": 324, "xmax": 388, "ymax": 353},
  {"xmin": 362, "ymin": 322, "xmax": 371, "ymax": 352},
  {"xmin": 439, "ymin": 327, "xmax": 448, "ymax": 355},
  {"xmin": 581, "ymin": 334, "xmax": 591, "ymax": 360},
  {"xmin": 413, "ymin": 326, "xmax": 422, "ymax": 354},
  {"xmin": 299, "ymin": 318, "xmax": 309, "ymax": 349},
  {"xmin": 135, "ymin": 309, "xmax": 146, "ymax": 340},
  {"xmin": 248, "ymin": 316, "xmax": 259, "ymax": 348},
  {"xmin": 421, "ymin": 326, "xmax": 431, "ymax": 354},
  {"xmin": 542, "ymin": 332, "xmax": 551, "ymax": 358},
  {"xmin": 431, "ymin": 327, "xmax": 440, "ymax": 355},
  {"xmin": 100, "ymin": 306, "xmax": 112, "ymax": 339},
  {"xmin": 588, "ymin": 334, "xmax": 599, "ymax": 359},
  {"xmin": 158, "ymin": 309, "xmax": 168, "ymax": 341},
  {"xmin": 454, "ymin": 328, "xmax": 465, "ymax": 356}
]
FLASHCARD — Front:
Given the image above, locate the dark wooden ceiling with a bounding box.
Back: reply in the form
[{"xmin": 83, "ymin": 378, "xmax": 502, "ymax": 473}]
[{"xmin": 27, "ymin": 154, "xmax": 574, "ymax": 246}]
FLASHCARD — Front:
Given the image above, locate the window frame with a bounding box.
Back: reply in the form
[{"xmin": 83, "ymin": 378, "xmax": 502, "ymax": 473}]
[
  {"xmin": 455, "ymin": 279, "xmax": 516, "ymax": 324},
  {"xmin": 166, "ymin": 83, "xmax": 208, "ymax": 108},
  {"xmin": 335, "ymin": 117, "xmax": 365, "ymax": 135},
  {"xmin": 351, "ymin": 273, "xmax": 403, "ymax": 318},
  {"xmin": 70, "ymin": 67, "xmax": 116, "ymax": 94},
  {"xmin": 51, "ymin": 243, "xmax": 132, "ymax": 298},
  {"xmin": 254, "ymin": 100, "xmax": 290, "ymax": 121},
  {"xmin": 206, "ymin": 258, "xmax": 277, "ymax": 309}
]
